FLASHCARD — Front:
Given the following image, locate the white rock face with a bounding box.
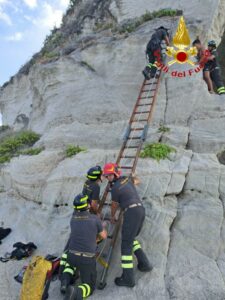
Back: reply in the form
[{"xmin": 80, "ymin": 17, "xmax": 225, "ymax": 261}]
[{"xmin": 0, "ymin": 0, "xmax": 225, "ymax": 299}]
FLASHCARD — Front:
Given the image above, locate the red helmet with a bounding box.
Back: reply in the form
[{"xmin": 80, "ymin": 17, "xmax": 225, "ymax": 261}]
[{"xmin": 103, "ymin": 163, "xmax": 121, "ymax": 177}]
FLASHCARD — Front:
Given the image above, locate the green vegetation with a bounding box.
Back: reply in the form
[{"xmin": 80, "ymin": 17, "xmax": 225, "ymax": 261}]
[
  {"xmin": 118, "ymin": 9, "xmax": 178, "ymax": 34},
  {"xmin": 66, "ymin": 145, "xmax": 86, "ymax": 157},
  {"xmin": 94, "ymin": 9, "xmax": 178, "ymax": 34},
  {"xmin": 43, "ymin": 29, "xmax": 65, "ymax": 50},
  {"xmin": 140, "ymin": 143, "xmax": 176, "ymax": 161},
  {"xmin": 158, "ymin": 125, "xmax": 170, "ymax": 133},
  {"xmin": 0, "ymin": 125, "xmax": 10, "ymax": 132},
  {"xmin": 18, "ymin": 147, "xmax": 44, "ymax": 156},
  {"xmin": 0, "ymin": 131, "xmax": 40, "ymax": 164},
  {"xmin": 94, "ymin": 22, "xmax": 115, "ymax": 32}
]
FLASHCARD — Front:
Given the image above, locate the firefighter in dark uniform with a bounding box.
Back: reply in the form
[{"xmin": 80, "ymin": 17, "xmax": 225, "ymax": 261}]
[
  {"xmin": 60, "ymin": 193, "xmax": 107, "ymax": 299},
  {"xmin": 193, "ymin": 39, "xmax": 225, "ymax": 95},
  {"xmin": 82, "ymin": 166, "xmax": 102, "ymax": 214},
  {"xmin": 142, "ymin": 26, "xmax": 170, "ymax": 80},
  {"xmin": 206, "ymin": 40, "xmax": 225, "ymax": 95},
  {"xmin": 103, "ymin": 163, "xmax": 151, "ymax": 287}
]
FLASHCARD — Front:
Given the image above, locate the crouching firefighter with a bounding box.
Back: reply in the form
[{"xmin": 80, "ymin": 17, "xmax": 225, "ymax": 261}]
[
  {"xmin": 103, "ymin": 163, "xmax": 151, "ymax": 288},
  {"xmin": 142, "ymin": 26, "xmax": 170, "ymax": 80},
  {"xmin": 82, "ymin": 166, "xmax": 102, "ymax": 214},
  {"xmin": 60, "ymin": 193, "xmax": 107, "ymax": 299}
]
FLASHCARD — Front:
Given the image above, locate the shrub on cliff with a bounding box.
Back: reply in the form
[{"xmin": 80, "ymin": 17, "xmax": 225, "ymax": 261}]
[
  {"xmin": 0, "ymin": 131, "xmax": 41, "ymax": 164},
  {"xmin": 140, "ymin": 143, "xmax": 176, "ymax": 161}
]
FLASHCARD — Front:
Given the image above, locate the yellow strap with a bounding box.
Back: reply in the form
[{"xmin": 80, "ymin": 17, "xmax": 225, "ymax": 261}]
[{"xmin": 97, "ymin": 257, "xmax": 109, "ymax": 268}]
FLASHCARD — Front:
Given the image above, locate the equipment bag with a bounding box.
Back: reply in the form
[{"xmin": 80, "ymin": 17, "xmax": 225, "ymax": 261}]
[
  {"xmin": 19, "ymin": 255, "xmax": 60, "ymax": 300},
  {"xmin": 20, "ymin": 256, "xmax": 52, "ymax": 300}
]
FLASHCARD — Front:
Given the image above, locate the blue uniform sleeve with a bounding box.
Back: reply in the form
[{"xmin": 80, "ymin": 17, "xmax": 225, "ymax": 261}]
[{"xmin": 111, "ymin": 186, "xmax": 119, "ymax": 203}]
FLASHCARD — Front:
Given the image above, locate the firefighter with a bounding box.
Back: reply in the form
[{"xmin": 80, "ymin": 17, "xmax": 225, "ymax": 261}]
[
  {"xmin": 142, "ymin": 26, "xmax": 170, "ymax": 80},
  {"xmin": 192, "ymin": 38, "xmax": 214, "ymax": 93},
  {"xmin": 82, "ymin": 166, "xmax": 102, "ymax": 214},
  {"xmin": 103, "ymin": 163, "xmax": 151, "ymax": 288},
  {"xmin": 206, "ymin": 40, "xmax": 225, "ymax": 95},
  {"xmin": 60, "ymin": 193, "xmax": 107, "ymax": 299}
]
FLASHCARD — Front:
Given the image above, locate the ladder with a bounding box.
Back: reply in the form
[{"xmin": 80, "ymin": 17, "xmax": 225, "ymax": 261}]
[{"xmin": 97, "ymin": 67, "xmax": 162, "ymax": 289}]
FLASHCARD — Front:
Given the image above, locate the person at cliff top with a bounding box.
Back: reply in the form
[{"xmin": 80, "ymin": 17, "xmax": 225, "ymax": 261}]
[
  {"xmin": 193, "ymin": 39, "xmax": 225, "ymax": 95},
  {"xmin": 205, "ymin": 40, "xmax": 225, "ymax": 95},
  {"xmin": 103, "ymin": 163, "xmax": 151, "ymax": 288},
  {"xmin": 59, "ymin": 193, "xmax": 107, "ymax": 299},
  {"xmin": 192, "ymin": 38, "xmax": 214, "ymax": 94},
  {"xmin": 82, "ymin": 166, "xmax": 102, "ymax": 214},
  {"xmin": 142, "ymin": 26, "xmax": 170, "ymax": 80}
]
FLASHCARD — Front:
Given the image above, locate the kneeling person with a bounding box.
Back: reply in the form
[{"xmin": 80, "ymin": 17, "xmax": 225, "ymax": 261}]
[{"xmin": 60, "ymin": 193, "xmax": 107, "ymax": 299}]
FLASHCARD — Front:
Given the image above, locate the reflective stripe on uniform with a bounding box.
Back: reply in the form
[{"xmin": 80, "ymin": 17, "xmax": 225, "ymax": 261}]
[
  {"xmin": 87, "ymin": 175, "xmax": 97, "ymax": 179},
  {"xmin": 74, "ymin": 203, "xmax": 88, "ymax": 209},
  {"xmin": 63, "ymin": 267, "xmax": 74, "ymax": 275},
  {"xmin": 121, "ymin": 255, "xmax": 133, "ymax": 260},
  {"xmin": 121, "ymin": 255, "xmax": 133, "ymax": 269},
  {"xmin": 147, "ymin": 63, "xmax": 153, "ymax": 68},
  {"xmin": 63, "ymin": 263, "xmax": 75, "ymax": 276},
  {"xmin": 92, "ymin": 171, "xmax": 101, "ymax": 174},
  {"xmin": 217, "ymin": 87, "xmax": 225, "ymax": 93},
  {"xmin": 121, "ymin": 263, "xmax": 134, "ymax": 268},
  {"xmin": 60, "ymin": 252, "xmax": 68, "ymax": 265},
  {"xmin": 78, "ymin": 283, "xmax": 91, "ymax": 298},
  {"xmin": 133, "ymin": 240, "xmax": 141, "ymax": 252}
]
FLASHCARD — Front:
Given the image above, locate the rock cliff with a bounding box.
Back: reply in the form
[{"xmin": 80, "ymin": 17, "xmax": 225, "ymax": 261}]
[{"xmin": 0, "ymin": 1, "xmax": 225, "ymax": 299}]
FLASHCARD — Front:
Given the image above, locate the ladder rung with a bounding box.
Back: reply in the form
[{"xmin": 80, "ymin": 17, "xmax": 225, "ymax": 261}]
[
  {"xmin": 125, "ymin": 146, "xmax": 139, "ymax": 149},
  {"xmin": 137, "ymin": 103, "xmax": 152, "ymax": 107},
  {"xmin": 139, "ymin": 96, "xmax": 153, "ymax": 100},
  {"xmin": 130, "ymin": 128, "xmax": 144, "ymax": 131},
  {"xmin": 120, "ymin": 166, "xmax": 133, "ymax": 169},
  {"xmin": 142, "ymin": 89, "xmax": 155, "ymax": 92},
  {"xmin": 144, "ymin": 82, "xmax": 157, "ymax": 86},
  {"xmin": 122, "ymin": 156, "xmax": 136, "ymax": 159},
  {"xmin": 127, "ymin": 137, "xmax": 141, "ymax": 140},
  {"xmin": 134, "ymin": 111, "xmax": 149, "ymax": 114},
  {"xmin": 132, "ymin": 119, "xmax": 148, "ymax": 122}
]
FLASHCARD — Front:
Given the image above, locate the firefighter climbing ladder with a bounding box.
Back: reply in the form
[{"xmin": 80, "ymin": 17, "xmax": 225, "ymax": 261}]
[{"xmin": 97, "ymin": 67, "xmax": 162, "ymax": 289}]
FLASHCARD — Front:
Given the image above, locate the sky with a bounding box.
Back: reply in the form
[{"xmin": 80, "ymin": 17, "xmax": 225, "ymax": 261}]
[{"xmin": 0, "ymin": 0, "xmax": 70, "ymax": 86}]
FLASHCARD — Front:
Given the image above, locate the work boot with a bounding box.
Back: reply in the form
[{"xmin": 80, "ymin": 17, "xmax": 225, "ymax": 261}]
[
  {"xmin": 64, "ymin": 286, "xmax": 82, "ymax": 300},
  {"xmin": 115, "ymin": 269, "xmax": 135, "ymax": 287},
  {"xmin": 142, "ymin": 67, "xmax": 151, "ymax": 80},
  {"xmin": 60, "ymin": 273, "xmax": 72, "ymax": 294},
  {"xmin": 150, "ymin": 66, "xmax": 157, "ymax": 78},
  {"xmin": 134, "ymin": 249, "xmax": 152, "ymax": 272}
]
